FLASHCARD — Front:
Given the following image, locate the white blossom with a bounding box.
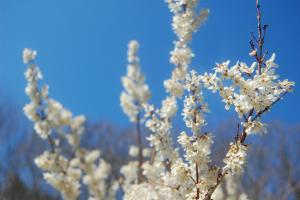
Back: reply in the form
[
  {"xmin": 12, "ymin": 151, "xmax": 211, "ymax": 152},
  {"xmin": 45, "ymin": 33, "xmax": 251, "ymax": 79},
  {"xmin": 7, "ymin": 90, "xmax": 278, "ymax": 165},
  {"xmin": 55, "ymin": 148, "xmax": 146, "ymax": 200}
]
[
  {"xmin": 23, "ymin": 0, "xmax": 295, "ymax": 199},
  {"xmin": 120, "ymin": 40, "xmax": 151, "ymax": 122},
  {"xmin": 223, "ymin": 142, "xmax": 247, "ymax": 175},
  {"xmin": 129, "ymin": 145, "xmax": 139, "ymax": 157},
  {"xmin": 23, "ymin": 48, "xmax": 37, "ymax": 64},
  {"xmin": 23, "ymin": 49, "xmax": 117, "ymax": 200},
  {"xmin": 182, "ymin": 70, "xmax": 208, "ymax": 134},
  {"xmin": 242, "ymin": 117, "xmax": 267, "ymax": 135}
]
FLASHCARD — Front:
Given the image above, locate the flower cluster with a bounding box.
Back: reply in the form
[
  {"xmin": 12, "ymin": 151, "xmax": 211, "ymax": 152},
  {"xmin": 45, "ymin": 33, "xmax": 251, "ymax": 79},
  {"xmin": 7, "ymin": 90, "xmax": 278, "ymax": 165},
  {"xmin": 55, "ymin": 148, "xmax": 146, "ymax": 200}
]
[
  {"xmin": 23, "ymin": 49, "xmax": 117, "ymax": 200},
  {"xmin": 120, "ymin": 40, "xmax": 151, "ymax": 122},
  {"xmin": 120, "ymin": 2, "xmax": 211, "ymax": 199},
  {"xmin": 35, "ymin": 151, "xmax": 81, "ymax": 200},
  {"xmin": 23, "ymin": 0, "xmax": 295, "ymax": 199},
  {"xmin": 141, "ymin": 0, "xmax": 210, "ymax": 170},
  {"xmin": 200, "ymin": 54, "xmax": 294, "ymax": 136},
  {"xmin": 183, "ymin": 70, "xmax": 209, "ymax": 134},
  {"xmin": 164, "ymin": 0, "xmax": 209, "ymax": 97},
  {"xmin": 223, "ymin": 142, "xmax": 248, "ymax": 175},
  {"xmin": 178, "ymin": 132, "xmax": 213, "ymax": 166}
]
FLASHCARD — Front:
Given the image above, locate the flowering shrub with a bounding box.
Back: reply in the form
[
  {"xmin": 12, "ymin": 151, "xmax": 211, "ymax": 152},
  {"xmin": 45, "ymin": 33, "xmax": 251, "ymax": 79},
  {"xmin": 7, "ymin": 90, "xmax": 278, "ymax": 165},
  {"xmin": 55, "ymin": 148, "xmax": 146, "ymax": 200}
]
[{"xmin": 23, "ymin": 0, "xmax": 294, "ymax": 200}]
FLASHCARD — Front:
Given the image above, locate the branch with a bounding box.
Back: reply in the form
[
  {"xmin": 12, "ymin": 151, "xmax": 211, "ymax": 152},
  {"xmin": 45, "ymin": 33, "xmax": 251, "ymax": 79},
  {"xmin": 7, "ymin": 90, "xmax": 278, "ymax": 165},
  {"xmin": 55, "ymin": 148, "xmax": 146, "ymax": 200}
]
[
  {"xmin": 204, "ymin": 170, "xmax": 227, "ymax": 200},
  {"xmin": 136, "ymin": 112, "xmax": 144, "ymax": 183}
]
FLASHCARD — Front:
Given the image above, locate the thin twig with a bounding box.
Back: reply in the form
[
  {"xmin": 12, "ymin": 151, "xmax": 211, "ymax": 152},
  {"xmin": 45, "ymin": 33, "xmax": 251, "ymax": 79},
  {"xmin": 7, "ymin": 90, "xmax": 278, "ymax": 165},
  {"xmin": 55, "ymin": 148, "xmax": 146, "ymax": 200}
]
[
  {"xmin": 204, "ymin": 169, "xmax": 226, "ymax": 200},
  {"xmin": 136, "ymin": 112, "xmax": 144, "ymax": 183},
  {"xmin": 240, "ymin": 91, "xmax": 288, "ymax": 143},
  {"xmin": 195, "ymin": 163, "xmax": 200, "ymax": 199}
]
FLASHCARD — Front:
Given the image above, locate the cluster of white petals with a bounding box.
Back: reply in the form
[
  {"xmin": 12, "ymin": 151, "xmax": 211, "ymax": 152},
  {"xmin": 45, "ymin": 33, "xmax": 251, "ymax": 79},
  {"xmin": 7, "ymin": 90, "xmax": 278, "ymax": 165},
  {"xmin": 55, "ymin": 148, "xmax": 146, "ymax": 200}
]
[
  {"xmin": 178, "ymin": 132, "xmax": 213, "ymax": 166},
  {"xmin": 242, "ymin": 117, "xmax": 267, "ymax": 135},
  {"xmin": 164, "ymin": 0, "xmax": 209, "ymax": 97},
  {"xmin": 119, "ymin": 0, "xmax": 287, "ymax": 199},
  {"xmin": 35, "ymin": 151, "xmax": 81, "ymax": 200},
  {"xmin": 23, "ymin": 49, "xmax": 118, "ymax": 200},
  {"xmin": 23, "ymin": 48, "xmax": 37, "ymax": 64},
  {"xmin": 23, "ymin": 0, "xmax": 295, "ymax": 199},
  {"xmin": 183, "ymin": 70, "xmax": 209, "ymax": 134},
  {"xmin": 140, "ymin": 0, "xmax": 210, "ymax": 175},
  {"xmin": 223, "ymin": 142, "xmax": 247, "ymax": 175},
  {"xmin": 120, "ymin": 40, "xmax": 151, "ymax": 122},
  {"xmin": 200, "ymin": 54, "xmax": 294, "ymax": 136}
]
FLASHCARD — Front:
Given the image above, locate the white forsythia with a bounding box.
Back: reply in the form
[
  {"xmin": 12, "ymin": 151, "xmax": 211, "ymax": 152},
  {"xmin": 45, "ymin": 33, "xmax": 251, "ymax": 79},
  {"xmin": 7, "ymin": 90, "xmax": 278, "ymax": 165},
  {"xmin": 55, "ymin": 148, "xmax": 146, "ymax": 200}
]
[
  {"xmin": 23, "ymin": 48, "xmax": 118, "ymax": 200},
  {"xmin": 119, "ymin": 0, "xmax": 294, "ymax": 200},
  {"xmin": 120, "ymin": 40, "xmax": 151, "ymax": 123},
  {"xmin": 23, "ymin": 0, "xmax": 295, "ymax": 200}
]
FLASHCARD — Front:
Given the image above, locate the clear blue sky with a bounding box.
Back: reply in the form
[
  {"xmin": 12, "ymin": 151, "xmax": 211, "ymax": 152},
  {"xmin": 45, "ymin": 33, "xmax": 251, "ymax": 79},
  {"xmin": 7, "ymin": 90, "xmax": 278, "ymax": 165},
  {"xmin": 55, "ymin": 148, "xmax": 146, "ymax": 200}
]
[{"xmin": 0, "ymin": 0, "xmax": 299, "ymax": 127}]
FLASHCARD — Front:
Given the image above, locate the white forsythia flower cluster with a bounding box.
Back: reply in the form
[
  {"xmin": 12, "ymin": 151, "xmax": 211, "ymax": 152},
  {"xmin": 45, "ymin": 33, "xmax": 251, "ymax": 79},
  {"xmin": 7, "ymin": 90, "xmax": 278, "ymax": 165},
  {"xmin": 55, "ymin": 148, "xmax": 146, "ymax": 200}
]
[
  {"xmin": 120, "ymin": 40, "xmax": 151, "ymax": 122},
  {"xmin": 23, "ymin": 0, "xmax": 294, "ymax": 200},
  {"xmin": 119, "ymin": 0, "xmax": 294, "ymax": 200},
  {"xmin": 23, "ymin": 49, "xmax": 118, "ymax": 200},
  {"xmin": 164, "ymin": 0, "xmax": 209, "ymax": 97}
]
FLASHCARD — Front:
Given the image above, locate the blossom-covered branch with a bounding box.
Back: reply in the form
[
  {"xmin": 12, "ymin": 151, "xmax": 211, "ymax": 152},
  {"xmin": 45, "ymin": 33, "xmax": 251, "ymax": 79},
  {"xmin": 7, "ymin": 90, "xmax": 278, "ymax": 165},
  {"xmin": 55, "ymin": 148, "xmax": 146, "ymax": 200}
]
[
  {"xmin": 23, "ymin": 49, "xmax": 118, "ymax": 200},
  {"xmin": 200, "ymin": 1, "xmax": 294, "ymax": 198},
  {"xmin": 23, "ymin": 0, "xmax": 295, "ymax": 199},
  {"xmin": 120, "ymin": 40, "xmax": 151, "ymax": 183}
]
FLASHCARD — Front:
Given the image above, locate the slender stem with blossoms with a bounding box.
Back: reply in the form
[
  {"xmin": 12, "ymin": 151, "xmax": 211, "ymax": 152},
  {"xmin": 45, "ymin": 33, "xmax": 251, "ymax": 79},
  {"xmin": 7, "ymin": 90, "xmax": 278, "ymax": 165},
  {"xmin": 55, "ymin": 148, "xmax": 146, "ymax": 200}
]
[
  {"xmin": 120, "ymin": 0, "xmax": 294, "ymax": 200},
  {"xmin": 200, "ymin": 0, "xmax": 295, "ymax": 198},
  {"xmin": 120, "ymin": 40, "xmax": 151, "ymax": 184},
  {"xmin": 23, "ymin": 49, "xmax": 118, "ymax": 200},
  {"xmin": 23, "ymin": 0, "xmax": 294, "ymax": 200}
]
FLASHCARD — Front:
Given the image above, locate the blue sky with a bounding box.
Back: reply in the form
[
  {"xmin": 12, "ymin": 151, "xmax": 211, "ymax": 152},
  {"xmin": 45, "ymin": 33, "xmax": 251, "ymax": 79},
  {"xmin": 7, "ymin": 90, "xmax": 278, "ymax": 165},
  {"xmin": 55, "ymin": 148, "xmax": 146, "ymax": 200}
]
[{"xmin": 0, "ymin": 0, "xmax": 299, "ymax": 127}]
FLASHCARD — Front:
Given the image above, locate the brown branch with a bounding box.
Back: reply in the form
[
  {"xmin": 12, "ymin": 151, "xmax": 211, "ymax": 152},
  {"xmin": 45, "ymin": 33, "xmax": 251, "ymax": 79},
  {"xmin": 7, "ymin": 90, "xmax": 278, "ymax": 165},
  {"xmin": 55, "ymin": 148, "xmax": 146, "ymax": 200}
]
[
  {"xmin": 149, "ymin": 148, "xmax": 157, "ymax": 165},
  {"xmin": 204, "ymin": 170, "xmax": 227, "ymax": 200},
  {"xmin": 250, "ymin": 0, "xmax": 268, "ymax": 75},
  {"xmin": 240, "ymin": 91, "xmax": 288, "ymax": 143},
  {"xmin": 189, "ymin": 175, "xmax": 197, "ymax": 185},
  {"xmin": 256, "ymin": 0, "xmax": 264, "ymax": 74},
  {"xmin": 195, "ymin": 163, "xmax": 200, "ymax": 199},
  {"xmin": 253, "ymin": 91, "xmax": 288, "ymax": 121},
  {"xmin": 136, "ymin": 112, "xmax": 144, "ymax": 183},
  {"xmin": 47, "ymin": 134, "xmax": 56, "ymax": 153}
]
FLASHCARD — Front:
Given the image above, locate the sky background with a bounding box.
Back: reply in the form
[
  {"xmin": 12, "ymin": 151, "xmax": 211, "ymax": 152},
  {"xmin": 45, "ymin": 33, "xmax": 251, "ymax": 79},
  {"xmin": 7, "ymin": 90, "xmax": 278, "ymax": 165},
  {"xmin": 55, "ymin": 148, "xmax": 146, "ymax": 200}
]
[{"xmin": 0, "ymin": 0, "xmax": 299, "ymax": 128}]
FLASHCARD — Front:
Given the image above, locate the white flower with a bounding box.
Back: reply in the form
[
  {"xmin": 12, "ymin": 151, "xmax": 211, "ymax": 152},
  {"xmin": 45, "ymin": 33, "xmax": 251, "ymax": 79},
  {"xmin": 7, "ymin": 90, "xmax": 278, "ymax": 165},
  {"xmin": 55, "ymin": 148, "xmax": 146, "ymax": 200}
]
[
  {"xmin": 23, "ymin": 49, "xmax": 116, "ymax": 199},
  {"xmin": 249, "ymin": 49, "xmax": 257, "ymax": 56},
  {"xmin": 85, "ymin": 150, "xmax": 101, "ymax": 163},
  {"xmin": 120, "ymin": 40, "xmax": 151, "ymax": 122},
  {"xmin": 23, "ymin": 48, "xmax": 37, "ymax": 64},
  {"xmin": 164, "ymin": 78, "xmax": 184, "ymax": 97},
  {"xmin": 223, "ymin": 142, "xmax": 247, "ymax": 175},
  {"xmin": 239, "ymin": 62, "xmax": 255, "ymax": 75},
  {"xmin": 95, "ymin": 159, "xmax": 111, "ymax": 180},
  {"xmin": 142, "ymin": 148, "xmax": 151, "ymax": 157},
  {"xmin": 44, "ymin": 172, "xmax": 80, "ymax": 200},
  {"xmin": 170, "ymin": 43, "xmax": 194, "ymax": 67},
  {"xmin": 278, "ymin": 79, "xmax": 295, "ymax": 92},
  {"xmin": 178, "ymin": 131, "xmax": 191, "ymax": 149},
  {"xmin": 71, "ymin": 115, "xmax": 86, "ymax": 134},
  {"xmin": 178, "ymin": 132, "xmax": 213, "ymax": 166},
  {"xmin": 171, "ymin": 160, "xmax": 189, "ymax": 183},
  {"xmin": 265, "ymin": 53, "xmax": 278, "ymax": 68},
  {"xmin": 34, "ymin": 121, "xmax": 51, "ymax": 139},
  {"xmin": 160, "ymin": 96, "xmax": 178, "ymax": 119},
  {"xmin": 182, "ymin": 71, "xmax": 208, "ymax": 134},
  {"xmin": 23, "ymin": 102, "xmax": 38, "ymax": 121},
  {"xmin": 121, "ymin": 161, "xmax": 139, "ymax": 184},
  {"xmin": 129, "ymin": 145, "xmax": 139, "ymax": 157},
  {"xmin": 242, "ymin": 117, "xmax": 267, "ymax": 135}
]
